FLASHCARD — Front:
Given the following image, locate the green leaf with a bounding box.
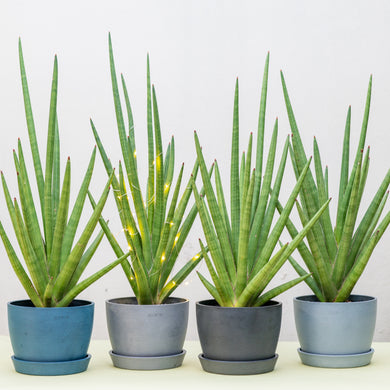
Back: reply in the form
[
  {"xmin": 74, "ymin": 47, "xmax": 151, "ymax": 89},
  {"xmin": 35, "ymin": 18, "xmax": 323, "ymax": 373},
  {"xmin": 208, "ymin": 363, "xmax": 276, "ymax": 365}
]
[
  {"xmin": 332, "ymin": 151, "xmax": 363, "ymax": 287},
  {"xmin": 158, "ymin": 249, "xmax": 203, "ymax": 303},
  {"xmin": 251, "ymin": 157, "xmax": 312, "ymax": 276},
  {"xmin": 313, "ymin": 137, "xmax": 337, "ymax": 260},
  {"xmin": 214, "ymin": 161, "xmax": 233, "ymax": 250},
  {"xmin": 252, "ymin": 52, "xmax": 269, "ymax": 221},
  {"xmin": 149, "ymin": 164, "xmax": 184, "ymax": 295},
  {"xmin": 247, "ymin": 119, "xmax": 278, "ymax": 269},
  {"xmin": 60, "ymin": 147, "xmax": 96, "ymax": 267},
  {"xmin": 191, "ymin": 178, "xmax": 234, "ymax": 304},
  {"xmin": 287, "ymin": 253, "xmax": 325, "ymax": 301},
  {"xmin": 146, "ymin": 53, "xmax": 155, "ymax": 231},
  {"xmin": 254, "ymin": 274, "xmax": 310, "ymax": 307},
  {"xmin": 18, "ymin": 39, "xmax": 45, "ymax": 217},
  {"xmin": 194, "ymin": 132, "xmax": 236, "ymax": 281},
  {"xmin": 16, "ymin": 141, "xmax": 46, "ymax": 268},
  {"xmin": 67, "ymin": 229, "xmax": 105, "ymax": 291},
  {"xmin": 0, "ymin": 219, "xmax": 43, "ymax": 307},
  {"xmin": 231, "ymin": 78, "xmax": 240, "ymax": 259},
  {"xmin": 108, "ymin": 34, "xmax": 153, "ymax": 270},
  {"xmin": 87, "ymin": 191, "xmax": 137, "ymax": 294},
  {"xmin": 151, "ymin": 85, "xmax": 165, "ymax": 256},
  {"xmin": 49, "ymin": 158, "xmax": 71, "ymax": 278},
  {"xmin": 336, "ymin": 106, "xmax": 351, "ymax": 238},
  {"xmin": 51, "ymin": 172, "xmax": 113, "ymax": 304},
  {"xmin": 13, "ymin": 199, "xmax": 47, "ymax": 297},
  {"xmin": 52, "ymin": 119, "xmax": 60, "ymax": 221},
  {"xmin": 57, "ymin": 251, "xmax": 130, "ymax": 307},
  {"xmin": 43, "ymin": 55, "xmax": 58, "ymax": 262},
  {"xmin": 197, "ymin": 271, "xmax": 224, "ymax": 306},
  {"xmin": 236, "ymin": 170, "xmax": 255, "ymax": 296}
]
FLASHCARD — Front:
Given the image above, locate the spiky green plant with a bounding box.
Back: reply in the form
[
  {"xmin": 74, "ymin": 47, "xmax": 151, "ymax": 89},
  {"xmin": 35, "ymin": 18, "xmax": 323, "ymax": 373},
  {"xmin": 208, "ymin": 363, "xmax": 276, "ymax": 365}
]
[
  {"xmin": 280, "ymin": 72, "xmax": 390, "ymax": 302},
  {"xmin": 192, "ymin": 54, "xmax": 330, "ymax": 307},
  {"xmin": 89, "ymin": 34, "xmax": 203, "ymax": 304},
  {"xmin": 0, "ymin": 41, "xmax": 128, "ymax": 308}
]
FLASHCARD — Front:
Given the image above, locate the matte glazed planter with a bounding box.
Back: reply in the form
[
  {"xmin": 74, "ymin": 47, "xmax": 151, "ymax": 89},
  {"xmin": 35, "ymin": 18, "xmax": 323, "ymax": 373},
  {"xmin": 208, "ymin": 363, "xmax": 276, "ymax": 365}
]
[
  {"xmin": 106, "ymin": 297, "xmax": 188, "ymax": 370},
  {"xmin": 294, "ymin": 294, "xmax": 377, "ymax": 368},
  {"xmin": 8, "ymin": 299, "xmax": 94, "ymax": 375},
  {"xmin": 196, "ymin": 299, "xmax": 281, "ymax": 375}
]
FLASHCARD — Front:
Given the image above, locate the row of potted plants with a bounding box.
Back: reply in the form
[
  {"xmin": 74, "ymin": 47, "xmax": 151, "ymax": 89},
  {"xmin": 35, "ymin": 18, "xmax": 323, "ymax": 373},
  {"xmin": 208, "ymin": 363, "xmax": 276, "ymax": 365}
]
[{"xmin": 1, "ymin": 35, "xmax": 389, "ymax": 376}]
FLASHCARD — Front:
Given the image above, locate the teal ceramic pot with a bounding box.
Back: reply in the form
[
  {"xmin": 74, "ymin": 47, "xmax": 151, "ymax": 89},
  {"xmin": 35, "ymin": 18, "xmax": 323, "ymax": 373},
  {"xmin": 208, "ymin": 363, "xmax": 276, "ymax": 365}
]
[{"xmin": 8, "ymin": 299, "xmax": 94, "ymax": 375}]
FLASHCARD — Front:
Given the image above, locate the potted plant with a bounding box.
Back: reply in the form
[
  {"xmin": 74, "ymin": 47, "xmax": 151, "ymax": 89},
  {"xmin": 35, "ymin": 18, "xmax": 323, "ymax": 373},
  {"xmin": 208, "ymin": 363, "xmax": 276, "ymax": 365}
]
[
  {"xmin": 89, "ymin": 34, "xmax": 203, "ymax": 370},
  {"xmin": 192, "ymin": 54, "xmax": 330, "ymax": 375},
  {"xmin": 0, "ymin": 41, "xmax": 128, "ymax": 376},
  {"xmin": 280, "ymin": 72, "xmax": 390, "ymax": 368}
]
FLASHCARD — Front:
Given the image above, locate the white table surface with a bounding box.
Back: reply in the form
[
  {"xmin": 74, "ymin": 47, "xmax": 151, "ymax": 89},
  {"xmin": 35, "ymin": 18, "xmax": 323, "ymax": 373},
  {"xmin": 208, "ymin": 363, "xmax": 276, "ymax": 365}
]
[{"xmin": 0, "ymin": 336, "xmax": 388, "ymax": 390}]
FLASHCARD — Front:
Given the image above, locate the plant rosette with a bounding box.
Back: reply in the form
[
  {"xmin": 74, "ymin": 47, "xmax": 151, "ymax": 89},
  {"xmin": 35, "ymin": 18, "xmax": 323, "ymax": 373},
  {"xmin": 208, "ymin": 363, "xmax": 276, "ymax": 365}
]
[
  {"xmin": 196, "ymin": 299, "xmax": 281, "ymax": 375},
  {"xmin": 294, "ymin": 294, "xmax": 376, "ymax": 368},
  {"xmin": 106, "ymin": 297, "xmax": 188, "ymax": 370},
  {"xmin": 8, "ymin": 299, "xmax": 94, "ymax": 375},
  {"xmin": 191, "ymin": 53, "xmax": 330, "ymax": 375}
]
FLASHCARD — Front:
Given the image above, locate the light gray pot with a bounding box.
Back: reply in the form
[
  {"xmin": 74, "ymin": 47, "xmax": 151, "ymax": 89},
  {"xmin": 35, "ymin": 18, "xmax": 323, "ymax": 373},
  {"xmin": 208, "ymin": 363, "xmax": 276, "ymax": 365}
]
[
  {"xmin": 106, "ymin": 297, "xmax": 188, "ymax": 370},
  {"xmin": 196, "ymin": 299, "xmax": 281, "ymax": 375},
  {"xmin": 294, "ymin": 294, "xmax": 377, "ymax": 368}
]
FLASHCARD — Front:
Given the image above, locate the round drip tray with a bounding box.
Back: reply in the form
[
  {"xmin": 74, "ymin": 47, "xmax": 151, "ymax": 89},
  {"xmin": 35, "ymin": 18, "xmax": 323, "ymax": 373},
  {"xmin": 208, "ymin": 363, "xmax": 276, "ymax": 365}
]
[
  {"xmin": 109, "ymin": 350, "xmax": 186, "ymax": 370},
  {"xmin": 198, "ymin": 353, "xmax": 278, "ymax": 375},
  {"xmin": 297, "ymin": 348, "xmax": 374, "ymax": 368},
  {"xmin": 11, "ymin": 354, "xmax": 91, "ymax": 376}
]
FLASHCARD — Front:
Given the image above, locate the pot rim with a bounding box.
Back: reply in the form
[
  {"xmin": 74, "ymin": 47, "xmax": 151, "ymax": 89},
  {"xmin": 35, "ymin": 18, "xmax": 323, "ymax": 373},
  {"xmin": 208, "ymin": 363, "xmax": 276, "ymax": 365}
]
[
  {"xmin": 7, "ymin": 299, "xmax": 94, "ymax": 310},
  {"xmin": 196, "ymin": 298, "xmax": 281, "ymax": 309},
  {"xmin": 106, "ymin": 296, "xmax": 188, "ymax": 306},
  {"xmin": 294, "ymin": 294, "xmax": 376, "ymax": 304}
]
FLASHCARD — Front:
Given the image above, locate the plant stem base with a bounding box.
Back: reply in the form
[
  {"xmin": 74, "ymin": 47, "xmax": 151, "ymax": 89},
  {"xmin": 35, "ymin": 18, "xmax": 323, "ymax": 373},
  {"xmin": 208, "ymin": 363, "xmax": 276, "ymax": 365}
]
[
  {"xmin": 109, "ymin": 350, "xmax": 186, "ymax": 370},
  {"xmin": 198, "ymin": 353, "xmax": 278, "ymax": 375},
  {"xmin": 11, "ymin": 354, "xmax": 91, "ymax": 376},
  {"xmin": 297, "ymin": 348, "xmax": 374, "ymax": 368}
]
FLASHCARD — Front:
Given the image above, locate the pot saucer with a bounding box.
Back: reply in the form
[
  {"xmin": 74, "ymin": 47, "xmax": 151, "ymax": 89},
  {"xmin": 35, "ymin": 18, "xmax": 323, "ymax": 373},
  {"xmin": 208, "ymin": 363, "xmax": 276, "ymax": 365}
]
[
  {"xmin": 11, "ymin": 354, "xmax": 91, "ymax": 376},
  {"xmin": 109, "ymin": 350, "xmax": 186, "ymax": 370},
  {"xmin": 198, "ymin": 353, "xmax": 278, "ymax": 375},
  {"xmin": 297, "ymin": 348, "xmax": 374, "ymax": 368}
]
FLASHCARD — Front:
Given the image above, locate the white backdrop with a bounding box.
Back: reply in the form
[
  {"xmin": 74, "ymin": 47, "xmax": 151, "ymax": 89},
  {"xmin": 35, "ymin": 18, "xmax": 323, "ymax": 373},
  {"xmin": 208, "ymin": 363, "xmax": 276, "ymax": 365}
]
[{"xmin": 0, "ymin": 0, "xmax": 389, "ymax": 341}]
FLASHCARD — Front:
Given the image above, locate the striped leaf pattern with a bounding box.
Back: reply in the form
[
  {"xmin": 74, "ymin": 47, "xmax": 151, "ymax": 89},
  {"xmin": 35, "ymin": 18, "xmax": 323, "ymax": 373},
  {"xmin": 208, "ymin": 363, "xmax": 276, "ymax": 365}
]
[
  {"xmin": 281, "ymin": 73, "xmax": 390, "ymax": 302},
  {"xmin": 193, "ymin": 54, "xmax": 330, "ymax": 307},
  {"xmin": 0, "ymin": 41, "xmax": 126, "ymax": 307},
  {"xmin": 90, "ymin": 34, "xmax": 202, "ymax": 304}
]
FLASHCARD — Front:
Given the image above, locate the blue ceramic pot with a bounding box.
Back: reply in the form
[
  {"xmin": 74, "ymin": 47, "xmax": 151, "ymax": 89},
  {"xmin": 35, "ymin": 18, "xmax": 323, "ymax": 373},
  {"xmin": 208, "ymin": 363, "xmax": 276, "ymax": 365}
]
[
  {"xmin": 8, "ymin": 299, "xmax": 94, "ymax": 363},
  {"xmin": 294, "ymin": 294, "xmax": 377, "ymax": 368}
]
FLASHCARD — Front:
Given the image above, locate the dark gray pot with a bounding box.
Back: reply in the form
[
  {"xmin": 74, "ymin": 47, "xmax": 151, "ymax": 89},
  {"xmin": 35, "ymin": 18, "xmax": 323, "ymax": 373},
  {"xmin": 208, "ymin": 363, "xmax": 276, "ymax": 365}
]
[
  {"xmin": 196, "ymin": 299, "xmax": 281, "ymax": 374},
  {"xmin": 106, "ymin": 297, "xmax": 188, "ymax": 370},
  {"xmin": 294, "ymin": 294, "xmax": 377, "ymax": 367}
]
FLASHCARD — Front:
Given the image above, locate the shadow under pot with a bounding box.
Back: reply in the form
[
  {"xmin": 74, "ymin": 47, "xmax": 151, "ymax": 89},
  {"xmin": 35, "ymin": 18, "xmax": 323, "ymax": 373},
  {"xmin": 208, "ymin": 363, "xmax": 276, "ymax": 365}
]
[
  {"xmin": 196, "ymin": 299, "xmax": 282, "ymax": 375},
  {"xmin": 294, "ymin": 294, "xmax": 377, "ymax": 368},
  {"xmin": 8, "ymin": 299, "xmax": 94, "ymax": 376},
  {"xmin": 106, "ymin": 297, "xmax": 188, "ymax": 370}
]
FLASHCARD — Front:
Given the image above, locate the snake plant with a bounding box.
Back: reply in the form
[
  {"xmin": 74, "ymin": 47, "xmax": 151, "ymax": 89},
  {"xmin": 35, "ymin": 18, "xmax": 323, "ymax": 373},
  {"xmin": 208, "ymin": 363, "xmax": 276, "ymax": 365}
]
[
  {"xmin": 280, "ymin": 72, "xmax": 390, "ymax": 302},
  {"xmin": 90, "ymin": 34, "xmax": 203, "ymax": 304},
  {"xmin": 192, "ymin": 54, "xmax": 330, "ymax": 307},
  {"xmin": 0, "ymin": 41, "xmax": 128, "ymax": 308}
]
